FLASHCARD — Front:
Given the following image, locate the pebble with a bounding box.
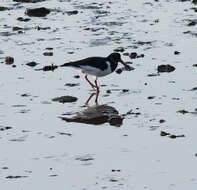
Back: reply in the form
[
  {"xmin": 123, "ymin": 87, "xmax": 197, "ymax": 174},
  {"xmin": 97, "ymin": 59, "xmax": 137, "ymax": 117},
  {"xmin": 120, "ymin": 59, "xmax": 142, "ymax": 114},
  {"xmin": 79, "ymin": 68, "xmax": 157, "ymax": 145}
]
[{"xmin": 25, "ymin": 7, "xmax": 50, "ymax": 17}]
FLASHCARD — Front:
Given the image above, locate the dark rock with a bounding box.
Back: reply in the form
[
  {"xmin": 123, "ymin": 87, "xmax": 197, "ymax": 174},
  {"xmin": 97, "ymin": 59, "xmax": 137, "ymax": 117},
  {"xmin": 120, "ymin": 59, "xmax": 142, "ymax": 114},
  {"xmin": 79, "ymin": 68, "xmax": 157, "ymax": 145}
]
[
  {"xmin": 187, "ymin": 20, "xmax": 197, "ymax": 26},
  {"xmin": 35, "ymin": 64, "xmax": 58, "ymax": 71},
  {"xmin": 177, "ymin": 109, "xmax": 189, "ymax": 114},
  {"xmin": 25, "ymin": 7, "xmax": 50, "ymax": 17},
  {"xmin": 66, "ymin": 10, "xmax": 79, "ymax": 15},
  {"xmin": 0, "ymin": 126, "xmax": 12, "ymax": 131},
  {"xmin": 0, "ymin": 6, "xmax": 9, "ymax": 11},
  {"xmin": 115, "ymin": 68, "xmax": 122, "ymax": 74},
  {"xmin": 189, "ymin": 87, "xmax": 197, "ymax": 91},
  {"xmin": 114, "ymin": 47, "xmax": 125, "ymax": 52},
  {"xmin": 6, "ymin": 175, "xmax": 28, "ymax": 179},
  {"xmin": 129, "ymin": 52, "xmax": 137, "ymax": 59},
  {"xmin": 73, "ymin": 75, "xmax": 80, "ymax": 78},
  {"xmin": 5, "ymin": 56, "xmax": 14, "ymax": 64},
  {"xmin": 65, "ymin": 83, "xmax": 79, "ymax": 87},
  {"xmin": 174, "ymin": 50, "xmax": 180, "ymax": 55},
  {"xmin": 147, "ymin": 73, "xmax": 160, "ymax": 77},
  {"xmin": 169, "ymin": 134, "xmax": 185, "ymax": 139},
  {"xmin": 193, "ymin": 64, "xmax": 197, "ymax": 67},
  {"xmin": 122, "ymin": 89, "xmax": 129, "ymax": 93},
  {"xmin": 106, "ymin": 90, "xmax": 111, "ymax": 94},
  {"xmin": 157, "ymin": 64, "xmax": 175, "ymax": 73},
  {"xmin": 36, "ymin": 26, "xmax": 51, "ymax": 30},
  {"xmin": 147, "ymin": 96, "xmax": 155, "ymax": 99},
  {"xmin": 43, "ymin": 52, "xmax": 53, "ymax": 56},
  {"xmin": 58, "ymin": 132, "xmax": 72, "ymax": 136},
  {"xmin": 192, "ymin": 0, "xmax": 197, "ymax": 4},
  {"xmin": 17, "ymin": 17, "xmax": 31, "ymax": 22},
  {"xmin": 159, "ymin": 119, "xmax": 165, "ymax": 123},
  {"xmin": 52, "ymin": 96, "xmax": 78, "ymax": 103},
  {"xmin": 109, "ymin": 117, "xmax": 123, "ymax": 127},
  {"xmin": 160, "ymin": 131, "xmax": 170, "ymax": 136},
  {"xmin": 12, "ymin": 27, "xmax": 23, "ymax": 31},
  {"xmin": 26, "ymin": 61, "xmax": 38, "ymax": 67},
  {"xmin": 14, "ymin": 0, "xmax": 44, "ymax": 2}
]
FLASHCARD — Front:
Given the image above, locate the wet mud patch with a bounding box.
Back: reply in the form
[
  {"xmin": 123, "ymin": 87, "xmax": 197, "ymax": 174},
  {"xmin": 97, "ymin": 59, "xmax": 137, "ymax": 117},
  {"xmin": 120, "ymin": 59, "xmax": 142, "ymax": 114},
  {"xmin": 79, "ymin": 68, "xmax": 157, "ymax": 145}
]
[{"xmin": 60, "ymin": 104, "xmax": 123, "ymax": 127}]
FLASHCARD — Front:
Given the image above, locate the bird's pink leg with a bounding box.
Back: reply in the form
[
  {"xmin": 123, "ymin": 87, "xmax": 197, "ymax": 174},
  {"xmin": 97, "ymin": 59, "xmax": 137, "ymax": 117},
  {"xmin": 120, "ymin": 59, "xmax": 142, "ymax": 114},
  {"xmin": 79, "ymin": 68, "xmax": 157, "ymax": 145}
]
[
  {"xmin": 94, "ymin": 78, "xmax": 100, "ymax": 92},
  {"xmin": 84, "ymin": 74, "xmax": 96, "ymax": 89}
]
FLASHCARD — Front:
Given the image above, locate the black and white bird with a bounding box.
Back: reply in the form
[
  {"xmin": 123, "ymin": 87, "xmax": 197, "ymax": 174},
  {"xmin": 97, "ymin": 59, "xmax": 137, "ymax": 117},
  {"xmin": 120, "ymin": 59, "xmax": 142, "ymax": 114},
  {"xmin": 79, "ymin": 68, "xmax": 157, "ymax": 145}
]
[{"xmin": 60, "ymin": 53, "xmax": 131, "ymax": 91}]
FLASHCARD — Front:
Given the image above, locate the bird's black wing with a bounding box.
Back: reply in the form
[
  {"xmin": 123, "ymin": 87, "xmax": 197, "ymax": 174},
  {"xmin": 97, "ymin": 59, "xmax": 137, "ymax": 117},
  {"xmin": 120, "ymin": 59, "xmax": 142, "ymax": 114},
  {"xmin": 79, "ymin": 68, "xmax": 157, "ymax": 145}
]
[{"xmin": 61, "ymin": 57, "xmax": 108, "ymax": 71}]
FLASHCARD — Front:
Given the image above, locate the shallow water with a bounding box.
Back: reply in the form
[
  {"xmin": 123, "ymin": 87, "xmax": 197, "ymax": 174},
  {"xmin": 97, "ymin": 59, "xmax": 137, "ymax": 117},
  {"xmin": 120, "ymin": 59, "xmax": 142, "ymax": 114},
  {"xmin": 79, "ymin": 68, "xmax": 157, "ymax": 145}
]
[{"xmin": 0, "ymin": 0, "xmax": 197, "ymax": 189}]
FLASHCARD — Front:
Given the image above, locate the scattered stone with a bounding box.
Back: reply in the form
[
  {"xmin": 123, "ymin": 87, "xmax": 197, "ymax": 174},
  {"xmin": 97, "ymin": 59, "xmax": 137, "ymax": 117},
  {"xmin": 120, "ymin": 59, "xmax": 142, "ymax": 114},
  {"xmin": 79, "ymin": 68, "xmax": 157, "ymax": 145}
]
[
  {"xmin": 25, "ymin": 7, "xmax": 50, "ymax": 17},
  {"xmin": 109, "ymin": 117, "xmax": 123, "ymax": 127},
  {"xmin": 2, "ymin": 167, "xmax": 8, "ymax": 169},
  {"xmin": 0, "ymin": 126, "xmax": 12, "ymax": 131},
  {"xmin": 36, "ymin": 26, "xmax": 51, "ymax": 30},
  {"xmin": 5, "ymin": 56, "xmax": 14, "ymax": 65},
  {"xmin": 147, "ymin": 96, "xmax": 155, "ymax": 99},
  {"xmin": 106, "ymin": 89, "xmax": 111, "ymax": 94},
  {"xmin": 147, "ymin": 73, "xmax": 160, "ymax": 77},
  {"xmin": 45, "ymin": 47, "xmax": 53, "ymax": 50},
  {"xmin": 174, "ymin": 50, "xmax": 180, "ymax": 55},
  {"xmin": 189, "ymin": 87, "xmax": 197, "ymax": 91},
  {"xmin": 12, "ymin": 27, "xmax": 23, "ymax": 31},
  {"xmin": 122, "ymin": 89, "xmax": 129, "ymax": 93},
  {"xmin": 0, "ymin": 7, "xmax": 9, "ymax": 11},
  {"xmin": 109, "ymin": 179, "xmax": 118, "ymax": 182},
  {"xmin": 35, "ymin": 64, "xmax": 58, "ymax": 71},
  {"xmin": 129, "ymin": 52, "xmax": 137, "ymax": 59},
  {"xmin": 26, "ymin": 61, "xmax": 38, "ymax": 67},
  {"xmin": 43, "ymin": 52, "xmax": 53, "ymax": 56},
  {"xmin": 14, "ymin": 0, "xmax": 44, "ymax": 2},
  {"xmin": 159, "ymin": 119, "xmax": 165, "ymax": 123},
  {"xmin": 58, "ymin": 132, "xmax": 72, "ymax": 136},
  {"xmin": 17, "ymin": 17, "xmax": 31, "ymax": 22},
  {"xmin": 65, "ymin": 83, "xmax": 79, "ymax": 87},
  {"xmin": 188, "ymin": 20, "xmax": 197, "ymax": 26},
  {"xmin": 114, "ymin": 47, "xmax": 125, "ymax": 52},
  {"xmin": 157, "ymin": 64, "xmax": 175, "ymax": 73},
  {"xmin": 52, "ymin": 96, "xmax": 78, "ymax": 103},
  {"xmin": 66, "ymin": 10, "xmax": 79, "ymax": 15},
  {"xmin": 6, "ymin": 175, "xmax": 28, "ymax": 179},
  {"xmin": 177, "ymin": 109, "xmax": 189, "ymax": 114},
  {"xmin": 115, "ymin": 68, "xmax": 122, "ymax": 74},
  {"xmin": 169, "ymin": 134, "xmax": 185, "ymax": 139},
  {"xmin": 49, "ymin": 174, "xmax": 58, "ymax": 177},
  {"xmin": 160, "ymin": 131, "xmax": 170, "ymax": 136},
  {"xmin": 160, "ymin": 131, "xmax": 185, "ymax": 138},
  {"xmin": 73, "ymin": 75, "xmax": 80, "ymax": 78},
  {"xmin": 21, "ymin": 93, "xmax": 30, "ymax": 97},
  {"xmin": 111, "ymin": 169, "xmax": 121, "ymax": 172}
]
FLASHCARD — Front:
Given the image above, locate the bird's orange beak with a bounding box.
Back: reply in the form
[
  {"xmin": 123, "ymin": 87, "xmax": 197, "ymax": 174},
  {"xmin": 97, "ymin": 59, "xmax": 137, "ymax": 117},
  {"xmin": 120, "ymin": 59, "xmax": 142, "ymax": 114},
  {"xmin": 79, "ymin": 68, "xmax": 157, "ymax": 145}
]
[{"xmin": 120, "ymin": 59, "xmax": 132, "ymax": 70}]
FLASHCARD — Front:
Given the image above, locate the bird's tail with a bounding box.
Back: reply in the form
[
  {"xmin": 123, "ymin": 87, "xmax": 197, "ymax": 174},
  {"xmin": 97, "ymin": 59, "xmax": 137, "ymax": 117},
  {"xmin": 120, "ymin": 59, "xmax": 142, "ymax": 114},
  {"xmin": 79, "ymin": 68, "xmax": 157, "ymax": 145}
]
[{"xmin": 60, "ymin": 62, "xmax": 72, "ymax": 67}]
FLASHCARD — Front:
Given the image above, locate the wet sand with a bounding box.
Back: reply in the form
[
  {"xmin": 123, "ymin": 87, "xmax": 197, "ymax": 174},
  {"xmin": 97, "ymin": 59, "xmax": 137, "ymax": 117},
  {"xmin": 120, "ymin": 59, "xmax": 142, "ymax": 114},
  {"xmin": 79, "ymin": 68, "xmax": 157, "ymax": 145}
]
[{"xmin": 0, "ymin": 0, "xmax": 197, "ymax": 189}]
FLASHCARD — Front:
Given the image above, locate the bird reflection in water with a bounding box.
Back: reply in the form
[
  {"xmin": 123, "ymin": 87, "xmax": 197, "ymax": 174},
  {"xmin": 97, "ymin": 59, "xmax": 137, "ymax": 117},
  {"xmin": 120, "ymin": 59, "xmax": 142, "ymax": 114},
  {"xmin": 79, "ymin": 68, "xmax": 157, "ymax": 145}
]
[{"xmin": 60, "ymin": 92, "xmax": 123, "ymax": 127}]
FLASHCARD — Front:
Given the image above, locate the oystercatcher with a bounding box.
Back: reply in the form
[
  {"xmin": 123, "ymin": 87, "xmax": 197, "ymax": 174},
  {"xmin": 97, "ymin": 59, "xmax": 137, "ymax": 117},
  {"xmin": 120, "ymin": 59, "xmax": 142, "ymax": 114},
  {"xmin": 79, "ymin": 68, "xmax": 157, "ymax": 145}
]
[{"xmin": 60, "ymin": 53, "xmax": 131, "ymax": 91}]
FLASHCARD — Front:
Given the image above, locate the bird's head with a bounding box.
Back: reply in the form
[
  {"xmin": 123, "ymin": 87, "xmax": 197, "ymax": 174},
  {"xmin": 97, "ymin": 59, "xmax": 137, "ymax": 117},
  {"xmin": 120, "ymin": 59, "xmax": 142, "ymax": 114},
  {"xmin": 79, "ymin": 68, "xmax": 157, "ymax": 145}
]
[{"xmin": 108, "ymin": 53, "xmax": 132, "ymax": 70}]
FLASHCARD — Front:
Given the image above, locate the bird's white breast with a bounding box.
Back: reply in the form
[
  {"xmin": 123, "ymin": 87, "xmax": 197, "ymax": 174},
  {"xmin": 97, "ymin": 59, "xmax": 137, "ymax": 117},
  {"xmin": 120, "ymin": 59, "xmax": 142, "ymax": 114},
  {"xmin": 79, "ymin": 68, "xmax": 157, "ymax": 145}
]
[{"xmin": 78, "ymin": 61, "xmax": 112, "ymax": 77}]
